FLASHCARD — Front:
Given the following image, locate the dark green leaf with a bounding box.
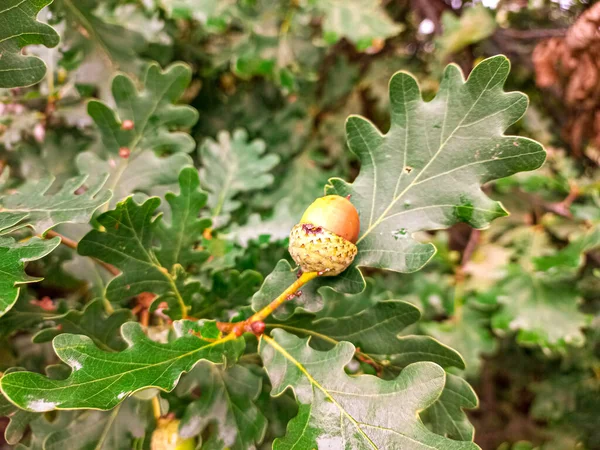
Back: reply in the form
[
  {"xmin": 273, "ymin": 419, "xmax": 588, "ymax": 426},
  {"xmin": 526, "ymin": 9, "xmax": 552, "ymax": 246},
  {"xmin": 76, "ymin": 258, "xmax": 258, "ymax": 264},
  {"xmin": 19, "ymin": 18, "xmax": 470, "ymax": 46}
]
[
  {"xmin": 155, "ymin": 167, "xmax": 211, "ymax": 269},
  {"xmin": 32, "ymin": 299, "xmax": 134, "ymax": 352},
  {"xmin": 0, "ymin": 237, "xmax": 60, "ymax": 317},
  {"xmin": 420, "ymin": 374, "xmax": 478, "ymax": 441},
  {"xmin": 0, "ymin": 321, "xmax": 244, "ymax": 411},
  {"xmin": 260, "ymin": 329, "xmax": 479, "ymax": 449},
  {"xmin": 177, "ymin": 362, "xmax": 267, "ymax": 448},
  {"xmin": 0, "ymin": 0, "xmax": 60, "ymax": 88}
]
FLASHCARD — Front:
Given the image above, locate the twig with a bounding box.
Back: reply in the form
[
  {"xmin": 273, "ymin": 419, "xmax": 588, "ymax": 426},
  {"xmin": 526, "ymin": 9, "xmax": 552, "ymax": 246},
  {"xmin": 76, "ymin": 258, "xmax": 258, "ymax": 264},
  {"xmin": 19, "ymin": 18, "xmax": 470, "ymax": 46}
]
[
  {"xmin": 217, "ymin": 271, "xmax": 319, "ymax": 336},
  {"xmin": 45, "ymin": 229, "xmax": 120, "ymax": 276}
]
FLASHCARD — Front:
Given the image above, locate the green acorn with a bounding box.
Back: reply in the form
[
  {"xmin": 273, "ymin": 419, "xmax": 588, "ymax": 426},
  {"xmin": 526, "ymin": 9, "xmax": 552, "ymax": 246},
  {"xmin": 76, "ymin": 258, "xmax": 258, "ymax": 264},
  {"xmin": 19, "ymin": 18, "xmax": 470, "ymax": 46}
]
[
  {"xmin": 289, "ymin": 195, "xmax": 360, "ymax": 276},
  {"xmin": 151, "ymin": 418, "xmax": 195, "ymax": 450}
]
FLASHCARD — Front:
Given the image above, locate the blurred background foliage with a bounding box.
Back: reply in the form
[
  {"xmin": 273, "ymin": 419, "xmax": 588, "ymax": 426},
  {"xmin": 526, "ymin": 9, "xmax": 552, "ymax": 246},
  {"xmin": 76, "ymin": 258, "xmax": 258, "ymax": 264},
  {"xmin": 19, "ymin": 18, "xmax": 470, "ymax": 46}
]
[{"xmin": 1, "ymin": 0, "xmax": 600, "ymax": 449}]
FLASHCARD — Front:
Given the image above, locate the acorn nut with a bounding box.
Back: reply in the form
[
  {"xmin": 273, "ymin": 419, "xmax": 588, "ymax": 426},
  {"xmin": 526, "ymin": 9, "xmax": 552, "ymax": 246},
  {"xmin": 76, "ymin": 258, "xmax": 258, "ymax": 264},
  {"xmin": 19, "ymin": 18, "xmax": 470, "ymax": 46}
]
[
  {"xmin": 151, "ymin": 418, "xmax": 195, "ymax": 450},
  {"xmin": 288, "ymin": 195, "xmax": 360, "ymax": 276}
]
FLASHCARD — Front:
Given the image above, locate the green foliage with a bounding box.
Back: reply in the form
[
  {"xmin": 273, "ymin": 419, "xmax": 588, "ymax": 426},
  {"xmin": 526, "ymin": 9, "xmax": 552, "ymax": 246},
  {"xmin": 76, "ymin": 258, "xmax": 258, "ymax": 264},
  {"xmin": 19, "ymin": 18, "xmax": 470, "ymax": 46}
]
[
  {"xmin": 0, "ymin": 237, "xmax": 59, "ymax": 317},
  {"xmin": 200, "ymin": 129, "xmax": 279, "ymax": 227},
  {"xmin": 0, "ymin": 321, "xmax": 244, "ymax": 411},
  {"xmin": 260, "ymin": 330, "xmax": 479, "ymax": 449},
  {"xmin": 1, "ymin": 2, "xmax": 598, "ymax": 448},
  {"xmin": 0, "ymin": 174, "xmax": 111, "ymax": 234},
  {"xmin": 0, "ymin": 0, "xmax": 60, "ymax": 88}
]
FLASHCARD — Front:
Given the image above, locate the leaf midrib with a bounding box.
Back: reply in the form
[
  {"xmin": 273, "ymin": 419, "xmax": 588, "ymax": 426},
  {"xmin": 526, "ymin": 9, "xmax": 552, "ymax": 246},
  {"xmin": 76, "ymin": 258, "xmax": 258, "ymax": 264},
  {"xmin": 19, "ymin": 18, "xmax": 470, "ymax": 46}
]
[{"xmin": 2, "ymin": 333, "xmax": 236, "ymax": 396}]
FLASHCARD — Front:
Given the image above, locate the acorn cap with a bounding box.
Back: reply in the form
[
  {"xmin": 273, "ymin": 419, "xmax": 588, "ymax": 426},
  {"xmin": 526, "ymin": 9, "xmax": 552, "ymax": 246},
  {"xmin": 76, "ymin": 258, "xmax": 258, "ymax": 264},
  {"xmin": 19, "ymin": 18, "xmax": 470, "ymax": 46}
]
[{"xmin": 288, "ymin": 223, "xmax": 358, "ymax": 276}]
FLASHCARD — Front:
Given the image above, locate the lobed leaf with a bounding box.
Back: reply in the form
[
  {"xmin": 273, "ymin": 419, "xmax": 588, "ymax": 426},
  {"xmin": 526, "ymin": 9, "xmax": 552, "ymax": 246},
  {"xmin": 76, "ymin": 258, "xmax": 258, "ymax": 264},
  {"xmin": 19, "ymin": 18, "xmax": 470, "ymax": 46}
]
[
  {"xmin": 251, "ymin": 55, "xmax": 546, "ymax": 316},
  {"xmin": 0, "ymin": 174, "xmax": 112, "ymax": 234},
  {"xmin": 177, "ymin": 362, "xmax": 267, "ymax": 448},
  {"xmin": 0, "ymin": 321, "xmax": 244, "ymax": 411},
  {"xmin": 200, "ymin": 129, "xmax": 279, "ymax": 227},
  {"xmin": 0, "ymin": 0, "xmax": 60, "ymax": 88},
  {"xmin": 0, "ymin": 237, "xmax": 60, "ymax": 318},
  {"xmin": 260, "ymin": 329, "xmax": 479, "ymax": 449},
  {"xmin": 88, "ymin": 62, "xmax": 198, "ymax": 156}
]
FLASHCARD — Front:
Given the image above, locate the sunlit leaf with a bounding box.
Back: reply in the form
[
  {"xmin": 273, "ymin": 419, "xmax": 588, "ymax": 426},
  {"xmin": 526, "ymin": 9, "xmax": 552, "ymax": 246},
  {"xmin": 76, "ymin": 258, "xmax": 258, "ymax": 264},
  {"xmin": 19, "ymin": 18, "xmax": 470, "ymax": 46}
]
[
  {"xmin": 260, "ymin": 329, "xmax": 479, "ymax": 449},
  {"xmin": 0, "ymin": 321, "xmax": 244, "ymax": 411}
]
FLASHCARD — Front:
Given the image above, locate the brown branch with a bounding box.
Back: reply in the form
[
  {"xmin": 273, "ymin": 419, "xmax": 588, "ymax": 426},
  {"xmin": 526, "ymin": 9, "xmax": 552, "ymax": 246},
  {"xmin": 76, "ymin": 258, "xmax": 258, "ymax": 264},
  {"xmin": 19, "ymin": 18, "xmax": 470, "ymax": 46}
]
[
  {"xmin": 217, "ymin": 271, "xmax": 319, "ymax": 336},
  {"xmin": 45, "ymin": 229, "xmax": 119, "ymax": 276}
]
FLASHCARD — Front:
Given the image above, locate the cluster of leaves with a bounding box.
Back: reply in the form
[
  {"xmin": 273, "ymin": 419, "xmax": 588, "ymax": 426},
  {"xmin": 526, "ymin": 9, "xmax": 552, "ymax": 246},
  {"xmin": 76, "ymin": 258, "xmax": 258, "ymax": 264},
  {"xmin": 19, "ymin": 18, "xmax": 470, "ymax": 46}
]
[{"xmin": 1, "ymin": 1, "xmax": 599, "ymax": 449}]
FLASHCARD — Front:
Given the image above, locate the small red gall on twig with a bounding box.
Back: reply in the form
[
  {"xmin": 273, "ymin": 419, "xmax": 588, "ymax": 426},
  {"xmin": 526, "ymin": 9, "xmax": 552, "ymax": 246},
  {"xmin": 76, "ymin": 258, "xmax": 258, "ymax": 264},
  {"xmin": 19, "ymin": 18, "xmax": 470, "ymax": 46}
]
[
  {"xmin": 346, "ymin": 194, "xmax": 351, "ymax": 200},
  {"xmin": 30, "ymin": 296, "xmax": 56, "ymax": 311},
  {"xmin": 119, "ymin": 147, "xmax": 131, "ymax": 159},
  {"xmin": 121, "ymin": 120, "xmax": 134, "ymax": 130},
  {"xmin": 250, "ymin": 321, "xmax": 266, "ymax": 335}
]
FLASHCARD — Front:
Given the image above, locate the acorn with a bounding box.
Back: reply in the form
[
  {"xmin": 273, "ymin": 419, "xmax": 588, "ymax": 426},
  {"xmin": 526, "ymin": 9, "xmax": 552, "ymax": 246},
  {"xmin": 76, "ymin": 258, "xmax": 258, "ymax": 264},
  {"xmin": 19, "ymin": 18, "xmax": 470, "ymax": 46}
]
[
  {"xmin": 289, "ymin": 195, "xmax": 360, "ymax": 276},
  {"xmin": 151, "ymin": 418, "xmax": 195, "ymax": 450}
]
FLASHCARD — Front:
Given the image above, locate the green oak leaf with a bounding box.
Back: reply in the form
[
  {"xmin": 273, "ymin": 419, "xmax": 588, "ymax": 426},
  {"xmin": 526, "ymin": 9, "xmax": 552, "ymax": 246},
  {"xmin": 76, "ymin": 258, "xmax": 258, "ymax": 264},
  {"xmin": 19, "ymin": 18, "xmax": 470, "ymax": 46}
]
[
  {"xmin": 88, "ymin": 62, "xmax": 198, "ymax": 157},
  {"xmin": 0, "ymin": 371, "xmax": 38, "ymax": 445},
  {"xmin": 420, "ymin": 374, "xmax": 478, "ymax": 441},
  {"xmin": 0, "ymin": 0, "xmax": 60, "ymax": 88},
  {"xmin": 250, "ymin": 55, "xmax": 545, "ymax": 317},
  {"xmin": 423, "ymin": 305, "xmax": 497, "ymax": 378},
  {"xmin": 318, "ymin": 0, "xmax": 402, "ymax": 50},
  {"xmin": 176, "ymin": 361, "xmax": 267, "ymax": 448},
  {"xmin": 260, "ymin": 329, "xmax": 479, "ymax": 449},
  {"xmin": 0, "ymin": 174, "xmax": 112, "ymax": 234},
  {"xmin": 326, "ymin": 55, "xmax": 546, "ymax": 291},
  {"xmin": 273, "ymin": 298, "xmax": 465, "ymax": 370},
  {"xmin": 78, "ymin": 169, "xmax": 210, "ymax": 317},
  {"xmin": 41, "ymin": 397, "xmax": 152, "ymax": 450},
  {"xmin": 200, "ymin": 129, "xmax": 279, "ymax": 227},
  {"xmin": 77, "ymin": 195, "xmax": 199, "ymax": 318},
  {"xmin": 155, "ymin": 167, "xmax": 212, "ymax": 269},
  {"xmin": 0, "ymin": 236, "xmax": 60, "ymax": 318},
  {"xmin": 492, "ymin": 269, "xmax": 590, "ymax": 350},
  {"xmin": 32, "ymin": 299, "xmax": 134, "ymax": 352},
  {"xmin": 77, "ymin": 151, "xmax": 193, "ymax": 208},
  {"xmin": 0, "ymin": 321, "xmax": 244, "ymax": 411}
]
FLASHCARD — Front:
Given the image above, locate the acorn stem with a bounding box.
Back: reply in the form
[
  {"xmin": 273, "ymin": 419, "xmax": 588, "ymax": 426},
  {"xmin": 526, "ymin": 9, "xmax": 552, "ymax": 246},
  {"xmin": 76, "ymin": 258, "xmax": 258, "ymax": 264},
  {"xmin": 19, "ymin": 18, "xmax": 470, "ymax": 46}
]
[{"xmin": 217, "ymin": 271, "xmax": 319, "ymax": 336}]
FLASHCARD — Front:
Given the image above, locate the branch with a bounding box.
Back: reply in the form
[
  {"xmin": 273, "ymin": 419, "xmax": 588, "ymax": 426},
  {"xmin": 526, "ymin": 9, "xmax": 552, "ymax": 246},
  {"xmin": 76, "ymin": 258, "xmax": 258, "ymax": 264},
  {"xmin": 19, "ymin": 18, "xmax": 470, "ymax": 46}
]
[
  {"xmin": 44, "ymin": 229, "xmax": 120, "ymax": 276},
  {"xmin": 217, "ymin": 271, "xmax": 319, "ymax": 336}
]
